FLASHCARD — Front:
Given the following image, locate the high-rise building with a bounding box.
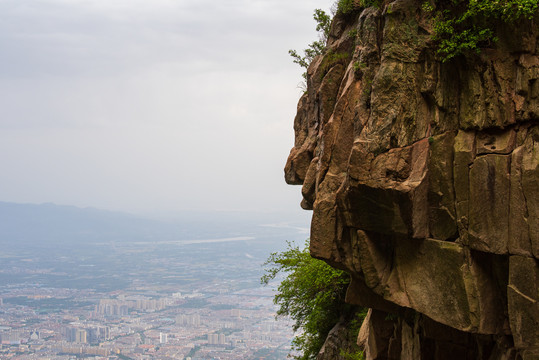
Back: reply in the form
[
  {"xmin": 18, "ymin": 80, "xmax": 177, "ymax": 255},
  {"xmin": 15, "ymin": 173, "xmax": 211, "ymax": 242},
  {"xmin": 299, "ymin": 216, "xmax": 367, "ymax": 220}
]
[
  {"xmin": 207, "ymin": 333, "xmax": 226, "ymax": 345},
  {"xmin": 75, "ymin": 329, "xmax": 87, "ymax": 344},
  {"xmin": 160, "ymin": 332, "xmax": 168, "ymax": 344},
  {"xmin": 86, "ymin": 326, "xmax": 109, "ymax": 344},
  {"xmin": 119, "ymin": 305, "xmax": 128, "ymax": 316},
  {"xmin": 98, "ymin": 326, "xmax": 110, "ymax": 340},
  {"xmin": 0, "ymin": 330, "xmax": 22, "ymax": 345},
  {"xmin": 64, "ymin": 327, "xmax": 88, "ymax": 344},
  {"xmin": 176, "ymin": 314, "xmax": 201, "ymax": 327},
  {"xmin": 96, "ymin": 299, "xmax": 130, "ymax": 316},
  {"xmin": 64, "ymin": 327, "xmax": 77, "ymax": 342},
  {"xmin": 208, "ymin": 333, "xmax": 219, "ymax": 345}
]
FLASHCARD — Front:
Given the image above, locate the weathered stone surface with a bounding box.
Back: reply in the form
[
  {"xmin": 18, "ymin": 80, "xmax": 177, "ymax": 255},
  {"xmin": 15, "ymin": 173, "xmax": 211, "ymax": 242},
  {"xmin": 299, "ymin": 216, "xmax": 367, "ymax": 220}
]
[
  {"xmin": 351, "ymin": 231, "xmax": 508, "ymax": 334},
  {"xmin": 459, "ymin": 59, "xmax": 516, "ymax": 130},
  {"xmin": 339, "ymin": 139, "xmax": 429, "ymax": 239},
  {"xmin": 284, "ymin": 0, "xmax": 539, "ymax": 358},
  {"xmin": 468, "ymin": 154, "xmax": 511, "ymax": 254},
  {"xmin": 427, "ymin": 132, "xmax": 457, "ymax": 240},
  {"xmin": 521, "ymin": 349, "xmax": 539, "ymax": 360},
  {"xmin": 515, "ymin": 54, "xmax": 539, "ymax": 121},
  {"xmin": 317, "ymin": 315, "xmax": 362, "ymax": 360},
  {"xmin": 358, "ymin": 308, "xmax": 516, "ymax": 360},
  {"xmin": 521, "ymin": 127, "xmax": 539, "ymax": 259},
  {"xmin": 284, "ymin": 95, "xmax": 315, "ymax": 186},
  {"xmin": 310, "ymin": 191, "xmax": 340, "ymax": 262},
  {"xmin": 510, "ymin": 145, "xmax": 533, "ymax": 256},
  {"xmin": 355, "ymin": 231, "xmax": 396, "ymax": 299},
  {"xmin": 300, "ymin": 157, "xmax": 319, "ymax": 210},
  {"xmin": 346, "ymin": 275, "xmax": 400, "ymax": 314},
  {"xmin": 508, "ymin": 256, "xmax": 539, "ymax": 349},
  {"xmin": 453, "ymin": 130, "xmax": 476, "ymax": 244},
  {"xmin": 468, "ymin": 251, "xmax": 510, "ymax": 335},
  {"xmin": 358, "ymin": 309, "xmax": 398, "ymax": 360},
  {"xmin": 476, "ymin": 128, "xmax": 516, "ymax": 155},
  {"xmin": 394, "ymin": 239, "xmax": 474, "ymax": 330},
  {"xmin": 400, "ymin": 319, "xmax": 421, "ymax": 360}
]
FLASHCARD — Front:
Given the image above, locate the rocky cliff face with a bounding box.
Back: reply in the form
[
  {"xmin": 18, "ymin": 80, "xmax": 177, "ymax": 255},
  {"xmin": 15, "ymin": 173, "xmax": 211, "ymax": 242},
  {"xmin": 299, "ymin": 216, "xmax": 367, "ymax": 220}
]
[{"xmin": 285, "ymin": 0, "xmax": 538, "ymax": 359}]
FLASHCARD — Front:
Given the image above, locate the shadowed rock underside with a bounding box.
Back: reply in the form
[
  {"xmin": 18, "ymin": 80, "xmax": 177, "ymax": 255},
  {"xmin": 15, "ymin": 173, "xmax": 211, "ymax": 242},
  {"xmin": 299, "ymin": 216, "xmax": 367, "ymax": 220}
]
[{"xmin": 285, "ymin": 0, "xmax": 539, "ymax": 359}]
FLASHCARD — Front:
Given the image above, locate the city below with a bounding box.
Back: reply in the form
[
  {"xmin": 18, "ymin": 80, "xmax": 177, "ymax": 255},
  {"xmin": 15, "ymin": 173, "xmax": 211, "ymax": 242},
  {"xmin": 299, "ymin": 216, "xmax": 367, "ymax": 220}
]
[{"xmin": 0, "ymin": 203, "xmax": 310, "ymax": 360}]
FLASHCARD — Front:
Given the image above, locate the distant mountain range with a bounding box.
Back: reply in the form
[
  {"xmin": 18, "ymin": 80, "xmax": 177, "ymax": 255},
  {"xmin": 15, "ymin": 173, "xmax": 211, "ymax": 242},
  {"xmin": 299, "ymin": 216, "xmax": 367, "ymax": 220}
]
[
  {"xmin": 0, "ymin": 202, "xmax": 178, "ymax": 245},
  {"xmin": 0, "ymin": 202, "xmax": 310, "ymax": 247}
]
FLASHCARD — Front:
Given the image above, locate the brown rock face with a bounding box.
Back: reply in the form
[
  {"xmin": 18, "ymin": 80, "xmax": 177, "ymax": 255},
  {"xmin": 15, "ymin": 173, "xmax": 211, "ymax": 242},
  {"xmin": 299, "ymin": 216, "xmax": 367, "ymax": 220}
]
[
  {"xmin": 317, "ymin": 313, "xmax": 365, "ymax": 360},
  {"xmin": 285, "ymin": 1, "xmax": 539, "ymax": 359}
]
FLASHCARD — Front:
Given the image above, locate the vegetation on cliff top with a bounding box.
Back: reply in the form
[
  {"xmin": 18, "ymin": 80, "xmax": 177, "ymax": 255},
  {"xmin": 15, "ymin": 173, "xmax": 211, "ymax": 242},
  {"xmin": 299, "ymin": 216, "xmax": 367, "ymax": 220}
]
[
  {"xmin": 262, "ymin": 241, "xmax": 365, "ymax": 360},
  {"xmin": 430, "ymin": 0, "xmax": 538, "ymax": 61},
  {"xmin": 290, "ymin": 0, "xmax": 538, "ymax": 75},
  {"xmin": 288, "ymin": 9, "xmax": 331, "ymax": 87}
]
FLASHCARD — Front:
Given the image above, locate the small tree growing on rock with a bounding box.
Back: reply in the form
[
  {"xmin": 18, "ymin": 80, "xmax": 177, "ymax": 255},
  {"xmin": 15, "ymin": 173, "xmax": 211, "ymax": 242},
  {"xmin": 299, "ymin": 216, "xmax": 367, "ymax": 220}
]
[{"xmin": 262, "ymin": 241, "xmax": 366, "ymax": 360}]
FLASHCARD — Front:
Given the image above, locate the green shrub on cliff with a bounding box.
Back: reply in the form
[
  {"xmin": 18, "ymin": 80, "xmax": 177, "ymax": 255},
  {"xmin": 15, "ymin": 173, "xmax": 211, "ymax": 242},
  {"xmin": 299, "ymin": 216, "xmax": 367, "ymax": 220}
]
[
  {"xmin": 289, "ymin": 8, "xmax": 332, "ymax": 86},
  {"xmin": 429, "ymin": 0, "xmax": 538, "ymax": 61},
  {"xmin": 291, "ymin": 0, "xmax": 538, "ymax": 80},
  {"xmin": 336, "ymin": 0, "xmax": 538, "ymax": 61},
  {"xmin": 262, "ymin": 241, "xmax": 365, "ymax": 360},
  {"xmin": 336, "ymin": 0, "xmax": 381, "ymax": 14},
  {"xmin": 336, "ymin": 0, "xmax": 357, "ymax": 14}
]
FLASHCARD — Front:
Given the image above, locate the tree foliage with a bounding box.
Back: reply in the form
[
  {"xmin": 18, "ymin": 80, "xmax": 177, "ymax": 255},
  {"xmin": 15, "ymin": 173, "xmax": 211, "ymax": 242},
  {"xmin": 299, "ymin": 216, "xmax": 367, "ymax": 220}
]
[
  {"xmin": 430, "ymin": 0, "xmax": 538, "ymax": 61},
  {"xmin": 290, "ymin": 0, "xmax": 538, "ymax": 80},
  {"xmin": 336, "ymin": 0, "xmax": 381, "ymax": 14},
  {"xmin": 289, "ymin": 9, "xmax": 332, "ymax": 86},
  {"xmin": 262, "ymin": 241, "xmax": 363, "ymax": 360},
  {"xmin": 288, "ymin": 1, "xmax": 379, "ymax": 85}
]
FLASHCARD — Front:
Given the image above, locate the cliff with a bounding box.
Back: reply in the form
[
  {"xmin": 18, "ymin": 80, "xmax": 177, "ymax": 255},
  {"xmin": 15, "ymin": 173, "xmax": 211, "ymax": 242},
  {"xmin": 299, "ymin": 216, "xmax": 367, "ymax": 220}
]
[{"xmin": 285, "ymin": 0, "xmax": 539, "ymax": 359}]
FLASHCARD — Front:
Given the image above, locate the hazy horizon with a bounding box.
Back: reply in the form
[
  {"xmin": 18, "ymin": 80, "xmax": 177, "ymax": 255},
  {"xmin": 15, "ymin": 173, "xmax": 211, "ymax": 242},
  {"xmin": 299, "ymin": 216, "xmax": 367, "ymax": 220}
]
[
  {"xmin": 0, "ymin": 199, "xmax": 313, "ymax": 220},
  {"xmin": 0, "ymin": 0, "xmax": 333, "ymax": 215}
]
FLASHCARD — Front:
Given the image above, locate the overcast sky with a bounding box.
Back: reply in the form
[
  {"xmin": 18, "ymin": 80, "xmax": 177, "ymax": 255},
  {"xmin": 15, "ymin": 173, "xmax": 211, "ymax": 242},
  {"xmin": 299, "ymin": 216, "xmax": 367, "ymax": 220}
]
[{"xmin": 0, "ymin": 0, "xmax": 332, "ymax": 217}]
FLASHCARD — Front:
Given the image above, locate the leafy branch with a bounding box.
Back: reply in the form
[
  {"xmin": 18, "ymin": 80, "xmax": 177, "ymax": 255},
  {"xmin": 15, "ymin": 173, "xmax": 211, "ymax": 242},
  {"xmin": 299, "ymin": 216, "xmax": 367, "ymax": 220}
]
[
  {"xmin": 289, "ymin": 9, "xmax": 332, "ymax": 87},
  {"xmin": 430, "ymin": 0, "xmax": 538, "ymax": 61},
  {"xmin": 262, "ymin": 241, "xmax": 365, "ymax": 360}
]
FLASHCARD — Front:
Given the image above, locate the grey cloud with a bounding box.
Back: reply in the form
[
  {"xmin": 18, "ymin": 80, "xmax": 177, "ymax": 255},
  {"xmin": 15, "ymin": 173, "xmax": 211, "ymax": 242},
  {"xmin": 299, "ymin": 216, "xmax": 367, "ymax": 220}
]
[
  {"xmin": 0, "ymin": 0, "xmax": 332, "ymax": 214},
  {"xmin": 0, "ymin": 0, "xmax": 327, "ymax": 77}
]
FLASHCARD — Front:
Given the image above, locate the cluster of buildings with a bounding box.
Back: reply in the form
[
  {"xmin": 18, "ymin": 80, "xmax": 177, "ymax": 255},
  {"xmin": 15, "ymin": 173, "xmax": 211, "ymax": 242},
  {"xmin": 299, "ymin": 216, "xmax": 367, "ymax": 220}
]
[
  {"xmin": 62, "ymin": 325, "xmax": 110, "ymax": 344},
  {"xmin": 96, "ymin": 297, "xmax": 172, "ymax": 316},
  {"xmin": 0, "ymin": 285, "xmax": 294, "ymax": 360},
  {"xmin": 207, "ymin": 333, "xmax": 226, "ymax": 345},
  {"xmin": 0, "ymin": 328, "xmax": 26, "ymax": 345},
  {"xmin": 175, "ymin": 313, "xmax": 201, "ymax": 327},
  {"xmin": 0, "ymin": 222, "xmax": 309, "ymax": 359}
]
